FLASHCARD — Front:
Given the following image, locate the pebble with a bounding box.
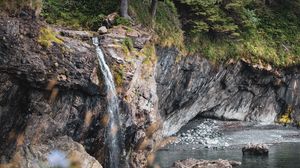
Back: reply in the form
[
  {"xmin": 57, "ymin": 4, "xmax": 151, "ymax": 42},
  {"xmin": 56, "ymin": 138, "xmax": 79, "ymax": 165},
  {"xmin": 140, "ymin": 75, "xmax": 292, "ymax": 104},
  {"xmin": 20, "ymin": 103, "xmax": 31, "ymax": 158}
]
[{"xmin": 172, "ymin": 119, "xmax": 228, "ymax": 148}]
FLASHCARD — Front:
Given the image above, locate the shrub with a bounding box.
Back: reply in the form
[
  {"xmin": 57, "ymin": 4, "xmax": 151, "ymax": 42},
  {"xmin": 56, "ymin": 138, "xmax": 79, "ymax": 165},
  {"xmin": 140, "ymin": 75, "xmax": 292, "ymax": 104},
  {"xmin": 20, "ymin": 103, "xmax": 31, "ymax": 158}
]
[
  {"xmin": 181, "ymin": 0, "xmax": 300, "ymax": 66},
  {"xmin": 130, "ymin": 0, "xmax": 185, "ymax": 51},
  {"xmin": 41, "ymin": 0, "xmax": 118, "ymax": 30},
  {"xmin": 115, "ymin": 16, "xmax": 131, "ymax": 26},
  {"xmin": 0, "ymin": 0, "xmax": 42, "ymax": 14}
]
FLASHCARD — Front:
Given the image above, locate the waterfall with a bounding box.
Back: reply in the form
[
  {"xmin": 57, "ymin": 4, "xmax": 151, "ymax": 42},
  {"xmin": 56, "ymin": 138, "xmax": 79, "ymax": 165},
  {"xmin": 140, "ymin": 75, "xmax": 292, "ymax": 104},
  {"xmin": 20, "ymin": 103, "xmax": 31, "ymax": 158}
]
[{"xmin": 92, "ymin": 37, "xmax": 121, "ymax": 168}]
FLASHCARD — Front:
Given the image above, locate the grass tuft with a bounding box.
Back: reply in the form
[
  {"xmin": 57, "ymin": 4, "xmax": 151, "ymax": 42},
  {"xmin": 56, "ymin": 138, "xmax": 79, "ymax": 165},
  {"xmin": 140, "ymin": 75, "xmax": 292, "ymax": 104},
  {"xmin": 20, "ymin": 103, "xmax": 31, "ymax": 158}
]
[
  {"xmin": 130, "ymin": 0, "xmax": 185, "ymax": 53},
  {"xmin": 38, "ymin": 27, "xmax": 63, "ymax": 48}
]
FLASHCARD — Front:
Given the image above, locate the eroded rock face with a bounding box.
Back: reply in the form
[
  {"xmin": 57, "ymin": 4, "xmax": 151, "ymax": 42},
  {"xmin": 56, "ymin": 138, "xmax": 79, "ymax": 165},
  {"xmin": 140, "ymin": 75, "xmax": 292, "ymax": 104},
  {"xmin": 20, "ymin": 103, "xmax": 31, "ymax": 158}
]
[
  {"xmin": 100, "ymin": 25, "xmax": 160, "ymax": 168},
  {"xmin": 0, "ymin": 12, "xmax": 160, "ymax": 168},
  {"xmin": 156, "ymin": 47, "xmax": 300, "ymax": 136},
  {"xmin": 0, "ymin": 13, "xmax": 110, "ymax": 167}
]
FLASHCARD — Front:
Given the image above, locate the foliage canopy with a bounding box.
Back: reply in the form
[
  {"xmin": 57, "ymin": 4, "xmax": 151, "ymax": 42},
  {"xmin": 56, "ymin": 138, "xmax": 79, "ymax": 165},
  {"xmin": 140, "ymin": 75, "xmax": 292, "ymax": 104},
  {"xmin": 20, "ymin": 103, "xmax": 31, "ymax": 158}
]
[
  {"xmin": 180, "ymin": 0, "xmax": 300, "ymax": 66},
  {"xmin": 42, "ymin": 0, "xmax": 118, "ymax": 30},
  {"xmin": 39, "ymin": 0, "xmax": 300, "ymax": 66}
]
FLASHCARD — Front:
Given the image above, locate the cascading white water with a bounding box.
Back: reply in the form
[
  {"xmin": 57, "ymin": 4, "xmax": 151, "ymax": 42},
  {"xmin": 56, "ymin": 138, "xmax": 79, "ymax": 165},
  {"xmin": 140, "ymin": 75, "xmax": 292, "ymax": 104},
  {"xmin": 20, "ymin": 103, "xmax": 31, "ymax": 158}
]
[{"xmin": 92, "ymin": 37, "xmax": 121, "ymax": 168}]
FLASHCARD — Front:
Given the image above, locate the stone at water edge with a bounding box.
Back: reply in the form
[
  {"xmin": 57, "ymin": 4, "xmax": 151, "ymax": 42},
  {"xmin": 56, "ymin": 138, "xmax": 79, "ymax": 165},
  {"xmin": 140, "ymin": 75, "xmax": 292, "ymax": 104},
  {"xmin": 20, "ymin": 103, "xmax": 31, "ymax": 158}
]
[
  {"xmin": 173, "ymin": 158, "xmax": 241, "ymax": 168},
  {"xmin": 242, "ymin": 143, "xmax": 269, "ymax": 156}
]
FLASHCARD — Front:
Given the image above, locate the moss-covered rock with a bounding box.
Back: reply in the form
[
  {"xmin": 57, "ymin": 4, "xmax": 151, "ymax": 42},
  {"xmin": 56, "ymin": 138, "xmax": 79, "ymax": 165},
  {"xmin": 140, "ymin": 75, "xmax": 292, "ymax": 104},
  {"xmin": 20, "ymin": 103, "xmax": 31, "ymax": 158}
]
[{"xmin": 38, "ymin": 27, "xmax": 63, "ymax": 48}]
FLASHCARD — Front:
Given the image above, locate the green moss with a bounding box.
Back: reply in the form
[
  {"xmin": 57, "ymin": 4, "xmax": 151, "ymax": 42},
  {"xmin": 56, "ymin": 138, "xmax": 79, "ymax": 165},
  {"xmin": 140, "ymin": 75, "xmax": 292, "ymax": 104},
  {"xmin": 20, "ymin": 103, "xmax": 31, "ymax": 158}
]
[
  {"xmin": 38, "ymin": 27, "xmax": 63, "ymax": 48},
  {"xmin": 115, "ymin": 16, "xmax": 131, "ymax": 27},
  {"xmin": 113, "ymin": 64, "xmax": 124, "ymax": 87},
  {"xmin": 141, "ymin": 43, "xmax": 156, "ymax": 65},
  {"xmin": 122, "ymin": 37, "xmax": 134, "ymax": 52}
]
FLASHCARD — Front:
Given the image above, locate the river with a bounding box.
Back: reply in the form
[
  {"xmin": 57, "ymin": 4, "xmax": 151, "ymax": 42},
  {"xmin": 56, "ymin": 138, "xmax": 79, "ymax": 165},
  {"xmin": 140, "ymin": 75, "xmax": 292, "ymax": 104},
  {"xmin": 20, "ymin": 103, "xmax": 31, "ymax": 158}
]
[{"xmin": 155, "ymin": 119, "xmax": 300, "ymax": 168}]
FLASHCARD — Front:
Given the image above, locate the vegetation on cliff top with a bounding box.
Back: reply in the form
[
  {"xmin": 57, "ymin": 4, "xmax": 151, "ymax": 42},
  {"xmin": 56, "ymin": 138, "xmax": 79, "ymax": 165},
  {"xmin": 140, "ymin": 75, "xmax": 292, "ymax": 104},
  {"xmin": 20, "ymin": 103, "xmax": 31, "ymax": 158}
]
[
  {"xmin": 41, "ymin": 0, "xmax": 118, "ymax": 30},
  {"xmin": 180, "ymin": 0, "xmax": 300, "ymax": 66},
  {"xmin": 5, "ymin": 0, "xmax": 300, "ymax": 67},
  {"xmin": 129, "ymin": 0, "xmax": 185, "ymax": 51}
]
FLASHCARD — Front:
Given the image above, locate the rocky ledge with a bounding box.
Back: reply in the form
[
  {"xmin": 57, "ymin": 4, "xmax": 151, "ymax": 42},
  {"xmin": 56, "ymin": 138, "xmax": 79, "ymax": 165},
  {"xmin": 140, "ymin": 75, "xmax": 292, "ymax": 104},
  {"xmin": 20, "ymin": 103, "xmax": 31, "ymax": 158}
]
[
  {"xmin": 173, "ymin": 158, "xmax": 241, "ymax": 168},
  {"xmin": 242, "ymin": 144, "xmax": 269, "ymax": 156}
]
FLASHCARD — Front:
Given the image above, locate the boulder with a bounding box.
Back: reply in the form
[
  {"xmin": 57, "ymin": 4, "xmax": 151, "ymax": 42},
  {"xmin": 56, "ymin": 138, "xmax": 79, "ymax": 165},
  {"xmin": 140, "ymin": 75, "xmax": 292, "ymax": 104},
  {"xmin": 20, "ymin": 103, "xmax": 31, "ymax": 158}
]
[
  {"xmin": 98, "ymin": 26, "xmax": 108, "ymax": 34},
  {"xmin": 1, "ymin": 136, "xmax": 103, "ymax": 168},
  {"xmin": 242, "ymin": 143, "xmax": 269, "ymax": 156}
]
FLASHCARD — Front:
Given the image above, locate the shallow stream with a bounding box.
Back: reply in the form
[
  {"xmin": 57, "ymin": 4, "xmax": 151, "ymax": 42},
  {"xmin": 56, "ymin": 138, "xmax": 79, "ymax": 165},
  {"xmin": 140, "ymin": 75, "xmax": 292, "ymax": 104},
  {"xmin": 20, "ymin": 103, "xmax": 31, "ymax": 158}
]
[{"xmin": 155, "ymin": 119, "xmax": 300, "ymax": 168}]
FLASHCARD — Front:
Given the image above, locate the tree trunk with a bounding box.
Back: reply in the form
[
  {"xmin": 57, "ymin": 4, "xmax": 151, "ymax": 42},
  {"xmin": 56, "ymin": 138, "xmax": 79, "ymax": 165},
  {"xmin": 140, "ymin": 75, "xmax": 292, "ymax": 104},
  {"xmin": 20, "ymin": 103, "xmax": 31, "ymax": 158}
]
[
  {"xmin": 120, "ymin": 0, "xmax": 129, "ymax": 18},
  {"xmin": 151, "ymin": 0, "xmax": 158, "ymax": 18}
]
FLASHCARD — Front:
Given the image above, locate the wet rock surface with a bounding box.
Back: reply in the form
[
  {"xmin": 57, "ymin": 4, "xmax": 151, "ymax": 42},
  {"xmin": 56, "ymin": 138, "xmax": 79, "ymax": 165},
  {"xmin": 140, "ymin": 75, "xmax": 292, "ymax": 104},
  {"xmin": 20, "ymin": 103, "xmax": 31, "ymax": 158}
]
[
  {"xmin": 242, "ymin": 144, "xmax": 269, "ymax": 156},
  {"xmin": 99, "ymin": 24, "xmax": 160, "ymax": 167},
  {"xmin": 173, "ymin": 158, "xmax": 241, "ymax": 168}
]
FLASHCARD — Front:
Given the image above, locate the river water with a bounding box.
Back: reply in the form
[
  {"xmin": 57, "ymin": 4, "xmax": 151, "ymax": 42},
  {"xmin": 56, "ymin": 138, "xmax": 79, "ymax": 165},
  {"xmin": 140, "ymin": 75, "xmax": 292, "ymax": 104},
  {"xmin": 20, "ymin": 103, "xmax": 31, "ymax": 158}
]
[
  {"xmin": 155, "ymin": 119, "xmax": 300, "ymax": 168},
  {"xmin": 156, "ymin": 142, "xmax": 300, "ymax": 168}
]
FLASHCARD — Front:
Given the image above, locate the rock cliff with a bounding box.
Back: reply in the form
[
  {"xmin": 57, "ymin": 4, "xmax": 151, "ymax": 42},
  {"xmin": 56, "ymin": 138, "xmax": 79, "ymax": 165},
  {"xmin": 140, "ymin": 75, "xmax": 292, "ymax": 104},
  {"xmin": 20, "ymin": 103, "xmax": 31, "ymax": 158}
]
[
  {"xmin": 1, "ymin": 9, "xmax": 300, "ymax": 168},
  {"xmin": 156, "ymin": 47, "xmax": 300, "ymax": 136},
  {"xmin": 0, "ymin": 11, "xmax": 159, "ymax": 167}
]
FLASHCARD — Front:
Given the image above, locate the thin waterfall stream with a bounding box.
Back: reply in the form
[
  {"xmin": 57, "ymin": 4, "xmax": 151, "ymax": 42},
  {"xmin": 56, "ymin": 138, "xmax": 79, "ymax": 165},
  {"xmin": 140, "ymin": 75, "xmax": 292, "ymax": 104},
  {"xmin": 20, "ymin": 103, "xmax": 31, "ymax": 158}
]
[{"xmin": 92, "ymin": 37, "xmax": 121, "ymax": 168}]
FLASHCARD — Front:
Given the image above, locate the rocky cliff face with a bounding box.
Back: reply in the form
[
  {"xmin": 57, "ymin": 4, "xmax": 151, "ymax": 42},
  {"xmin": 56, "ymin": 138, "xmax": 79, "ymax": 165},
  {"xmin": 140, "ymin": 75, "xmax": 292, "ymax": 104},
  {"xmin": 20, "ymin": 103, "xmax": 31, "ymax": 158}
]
[
  {"xmin": 0, "ymin": 13, "xmax": 107, "ymax": 167},
  {"xmin": 0, "ymin": 11, "xmax": 160, "ymax": 168},
  {"xmin": 1, "ymin": 10, "xmax": 300, "ymax": 168},
  {"xmin": 156, "ymin": 47, "xmax": 300, "ymax": 136}
]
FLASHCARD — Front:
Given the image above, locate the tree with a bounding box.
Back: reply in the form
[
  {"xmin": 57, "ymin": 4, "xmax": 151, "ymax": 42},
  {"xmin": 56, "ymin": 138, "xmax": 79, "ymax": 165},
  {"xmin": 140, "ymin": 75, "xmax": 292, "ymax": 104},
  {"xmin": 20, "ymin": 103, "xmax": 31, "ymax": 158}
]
[
  {"xmin": 150, "ymin": 0, "xmax": 158, "ymax": 18},
  {"xmin": 120, "ymin": 0, "xmax": 129, "ymax": 18}
]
